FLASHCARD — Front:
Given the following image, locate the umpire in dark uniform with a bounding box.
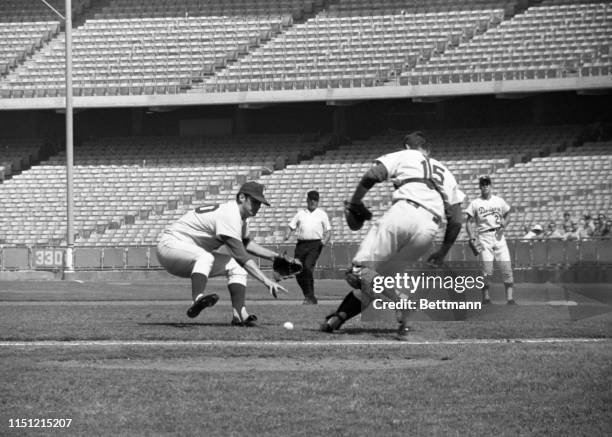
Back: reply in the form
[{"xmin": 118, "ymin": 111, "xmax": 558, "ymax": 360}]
[{"xmin": 284, "ymin": 190, "xmax": 331, "ymax": 304}]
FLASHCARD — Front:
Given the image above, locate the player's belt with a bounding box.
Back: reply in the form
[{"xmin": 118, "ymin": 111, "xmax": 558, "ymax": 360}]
[
  {"xmin": 396, "ymin": 198, "xmax": 442, "ymax": 224},
  {"xmin": 480, "ymin": 228, "xmax": 500, "ymax": 233}
]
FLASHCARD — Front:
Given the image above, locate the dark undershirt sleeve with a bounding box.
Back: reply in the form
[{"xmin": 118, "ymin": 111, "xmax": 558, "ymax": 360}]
[{"xmin": 359, "ymin": 162, "xmax": 388, "ymax": 189}]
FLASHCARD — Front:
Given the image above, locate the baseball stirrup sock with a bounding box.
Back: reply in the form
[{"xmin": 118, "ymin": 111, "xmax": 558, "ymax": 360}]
[
  {"xmin": 336, "ymin": 291, "xmax": 362, "ymax": 321},
  {"xmin": 228, "ymin": 283, "xmax": 247, "ymax": 317},
  {"xmin": 191, "ymin": 273, "xmax": 208, "ymax": 301}
]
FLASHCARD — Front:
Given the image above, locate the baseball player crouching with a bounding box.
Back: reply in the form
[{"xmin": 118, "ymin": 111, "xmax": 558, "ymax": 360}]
[
  {"xmin": 156, "ymin": 181, "xmax": 288, "ymax": 326},
  {"xmin": 320, "ymin": 131, "xmax": 465, "ymax": 338},
  {"xmin": 466, "ymin": 176, "xmax": 515, "ymax": 305}
]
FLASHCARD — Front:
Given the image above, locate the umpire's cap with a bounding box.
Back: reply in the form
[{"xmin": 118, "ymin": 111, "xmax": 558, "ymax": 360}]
[
  {"xmin": 403, "ymin": 131, "xmax": 427, "ymax": 149},
  {"xmin": 239, "ymin": 181, "xmax": 270, "ymax": 206},
  {"xmin": 479, "ymin": 175, "xmax": 492, "ymax": 186}
]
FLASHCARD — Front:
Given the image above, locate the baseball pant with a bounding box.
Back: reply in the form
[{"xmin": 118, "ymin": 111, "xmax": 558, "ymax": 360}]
[
  {"xmin": 294, "ymin": 239, "xmax": 323, "ymax": 300},
  {"xmin": 478, "ymin": 231, "xmax": 513, "ymax": 283},
  {"xmin": 156, "ymin": 235, "xmax": 247, "ymax": 285},
  {"xmin": 353, "ymin": 200, "xmax": 440, "ymax": 277}
]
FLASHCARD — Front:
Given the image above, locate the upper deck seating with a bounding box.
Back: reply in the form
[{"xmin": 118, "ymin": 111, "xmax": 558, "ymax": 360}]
[
  {"xmin": 0, "ymin": 0, "xmax": 314, "ymax": 97},
  {"xmin": 400, "ymin": 1, "xmax": 612, "ymax": 85}
]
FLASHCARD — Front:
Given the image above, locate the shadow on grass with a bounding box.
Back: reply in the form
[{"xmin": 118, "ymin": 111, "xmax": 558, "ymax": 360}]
[
  {"xmin": 137, "ymin": 322, "xmax": 230, "ymax": 328},
  {"xmin": 304, "ymin": 327, "xmax": 397, "ymax": 336}
]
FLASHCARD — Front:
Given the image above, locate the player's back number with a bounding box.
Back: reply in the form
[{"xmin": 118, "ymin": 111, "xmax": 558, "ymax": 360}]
[{"xmin": 421, "ymin": 160, "xmax": 445, "ymax": 184}]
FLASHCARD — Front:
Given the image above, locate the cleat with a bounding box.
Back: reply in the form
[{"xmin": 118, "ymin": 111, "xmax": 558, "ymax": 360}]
[
  {"xmin": 302, "ymin": 297, "xmax": 318, "ymax": 305},
  {"xmin": 186, "ymin": 293, "xmax": 219, "ymax": 318},
  {"xmin": 396, "ymin": 321, "xmax": 411, "ymax": 340},
  {"xmin": 231, "ymin": 314, "xmax": 258, "ymax": 327},
  {"xmin": 319, "ymin": 312, "xmax": 346, "ymax": 333},
  {"xmin": 506, "ymin": 299, "xmax": 516, "ymax": 305}
]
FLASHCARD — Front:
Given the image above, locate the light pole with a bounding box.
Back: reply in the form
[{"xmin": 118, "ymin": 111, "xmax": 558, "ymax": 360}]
[{"xmin": 39, "ymin": 0, "xmax": 75, "ymax": 273}]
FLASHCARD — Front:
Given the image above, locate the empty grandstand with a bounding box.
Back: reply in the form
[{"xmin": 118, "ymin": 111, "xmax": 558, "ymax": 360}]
[
  {"xmin": 0, "ymin": 0, "xmax": 610, "ymax": 271},
  {"xmin": 0, "ymin": 0, "xmax": 609, "ymax": 102},
  {"xmin": 0, "ymin": 124, "xmax": 610, "ymax": 248}
]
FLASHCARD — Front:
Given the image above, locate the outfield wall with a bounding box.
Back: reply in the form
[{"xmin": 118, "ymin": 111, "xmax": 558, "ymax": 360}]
[{"xmin": 1, "ymin": 240, "xmax": 610, "ymax": 283}]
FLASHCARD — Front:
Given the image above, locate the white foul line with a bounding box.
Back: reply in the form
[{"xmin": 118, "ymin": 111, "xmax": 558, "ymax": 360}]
[{"xmin": 0, "ymin": 338, "xmax": 607, "ymax": 348}]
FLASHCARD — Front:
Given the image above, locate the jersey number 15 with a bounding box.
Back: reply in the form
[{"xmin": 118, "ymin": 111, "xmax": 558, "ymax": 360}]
[{"xmin": 421, "ymin": 160, "xmax": 445, "ymax": 185}]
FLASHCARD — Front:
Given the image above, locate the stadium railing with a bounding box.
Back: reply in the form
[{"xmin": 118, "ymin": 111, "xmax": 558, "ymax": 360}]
[{"xmin": 1, "ymin": 239, "xmax": 611, "ymax": 272}]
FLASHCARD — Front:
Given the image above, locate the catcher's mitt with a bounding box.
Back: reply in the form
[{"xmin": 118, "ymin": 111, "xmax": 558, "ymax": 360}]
[
  {"xmin": 468, "ymin": 238, "xmax": 484, "ymax": 256},
  {"xmin": 273, "ymin": 253, "xmax": 303, "ymax": 281},
  {"xmin": 344, "ymin": 200, "xmax": 373, "ymax": 231}
]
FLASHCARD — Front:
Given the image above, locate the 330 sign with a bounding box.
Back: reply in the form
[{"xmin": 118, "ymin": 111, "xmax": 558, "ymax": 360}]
[{"xmin": 33, "ymin": 249, "xmax": 64, "ymax": 268}]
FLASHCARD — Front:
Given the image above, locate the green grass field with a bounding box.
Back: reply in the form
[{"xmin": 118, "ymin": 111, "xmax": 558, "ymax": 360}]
[{"xmin": 1, "ymin": 279, "xmax": 611, "ymax": 436}]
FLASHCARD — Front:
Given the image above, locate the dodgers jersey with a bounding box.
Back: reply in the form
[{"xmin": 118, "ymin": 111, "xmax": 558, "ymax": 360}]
[
  {"xmin": 466, "ymin": 195, "xmax": 510, "ymax": 233},
  {"xmin": 377, "ymin": 149, "xmax": 465, "ymax": 217},
  {"xmin": 162, "ymin": 201, "xmax": 249, "ymax": 251}
]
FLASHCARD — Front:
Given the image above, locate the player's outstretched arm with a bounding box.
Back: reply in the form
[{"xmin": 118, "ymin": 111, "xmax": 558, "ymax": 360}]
[
  {"xmin": 440, "ymin": 203, "xmax": 463, "ymax": 253},
  {"xmin": 244, "ymin": 239, "xmax": 278, "ymax": 260},
  {"xmin": 219, "ymin": 236, "xmax": 287, "ymax": 297},
  {"xmin": 427, "ymin": 203, "xmax": 463, "ymax": 266},
  {"xmin": 243, "ymin": 259, "xmax": 288, "ymax": 298},
  {"xmin": 350, "ymin": 162, "xmax": 388, "ymax": 204}
]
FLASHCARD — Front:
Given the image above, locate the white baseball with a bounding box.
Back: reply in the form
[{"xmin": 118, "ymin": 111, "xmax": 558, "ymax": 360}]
[{"xmin": 283, "ymin": 321, "xmax": 294, "ymax": 330}]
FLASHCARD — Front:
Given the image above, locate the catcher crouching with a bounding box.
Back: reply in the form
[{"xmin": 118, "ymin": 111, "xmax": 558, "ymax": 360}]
[{"xmin": 156, "ymin": 181, "xmax": 300, "ymax": 326}]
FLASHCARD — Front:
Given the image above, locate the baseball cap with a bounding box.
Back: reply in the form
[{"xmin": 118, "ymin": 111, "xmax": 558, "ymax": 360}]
[
  {"xmin": 307, "ymin": 190, "xmax": 319, "ymax": 201},
  {"xmin": 403, "ymin": 131, "xmax": 427, "ymax": 149},
  {"xmin": 479, "ymin": 175, "xmax": 492, "ymax": 186},
  {"xmin": 531, "ymin": 224, "xmax": 543, "ymax": 232},
  {"xmin": 238, "ymin": 181, "xmax": 270, "ymax": 206}
]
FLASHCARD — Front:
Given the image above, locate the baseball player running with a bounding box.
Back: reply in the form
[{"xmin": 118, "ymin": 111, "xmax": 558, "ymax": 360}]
[
  {"xmin": 465, "ymin": 176, "xmax": 515, "ymax": 305},
  {"xmin": 320, "ymin": 131, "xmax": 465, "ymax": 338},
  {"xmin": 156, "ymin": 181, "xmax": 288, "ymax": 326}
]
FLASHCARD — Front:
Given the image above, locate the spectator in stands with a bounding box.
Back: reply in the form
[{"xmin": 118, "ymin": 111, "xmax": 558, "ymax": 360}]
[
  {"xmin": 601, "ymin": 220, "xmax": 612, "ymax": 240},
  {"xmin": 562, "ymin": 211, "xmax": 573, "ymax": 232},
  {"xmin": 544, "ymin": 222, "xmax": 564, "ymax": 239},
  {"xmin": 523, "ymin": 224, "xmax": 543, "ymax": 239},
  {"xmin": 284, "ymin": 190, "xmax": 331, "ymax": 305},
  {"xmin": 564, "ymin": 222, "xmax": 579, "ymax": 241},
  {"xmin": 592, "ymin": 216, "xmax": 605, "ymax": 238},
  {"xmin": 576, "ymin": 219, "xmax": 592, "ymax": 240},
  {"xmin": 584, "ymin": 214, "xmax": 595, "ymax": 234}
]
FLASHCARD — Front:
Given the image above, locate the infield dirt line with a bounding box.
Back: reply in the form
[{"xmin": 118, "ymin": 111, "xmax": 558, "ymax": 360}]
[{"xmin": 0, "ymin": 338, "xmax": 608, "ymax": 348}]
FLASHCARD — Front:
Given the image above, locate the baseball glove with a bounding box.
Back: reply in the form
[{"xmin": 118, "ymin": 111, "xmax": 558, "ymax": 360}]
[
  {"xmin": 272, "ymin": 253, "xmax": 303, "ymax": 281},
  {"xmin": 344, "ymin": 200, "xmax": 373, "ymax": 231},
  {"xmin": 468, "ymin": 238, "xmax": 484, "ymax": 256}
]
